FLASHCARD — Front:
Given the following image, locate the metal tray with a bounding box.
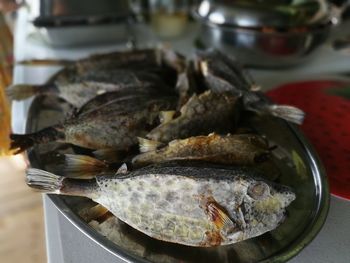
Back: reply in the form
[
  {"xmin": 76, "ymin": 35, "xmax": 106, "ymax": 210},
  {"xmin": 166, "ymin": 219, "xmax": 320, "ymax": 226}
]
[{"xmin": 26, "ymin": 95, "xmax": 329, "ymax": 263}]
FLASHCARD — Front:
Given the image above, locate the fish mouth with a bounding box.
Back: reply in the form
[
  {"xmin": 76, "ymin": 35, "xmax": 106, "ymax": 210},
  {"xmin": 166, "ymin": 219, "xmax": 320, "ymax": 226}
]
[{"xmin": 274, "ymin": 187, "xmax": 296, "ymax": 208}]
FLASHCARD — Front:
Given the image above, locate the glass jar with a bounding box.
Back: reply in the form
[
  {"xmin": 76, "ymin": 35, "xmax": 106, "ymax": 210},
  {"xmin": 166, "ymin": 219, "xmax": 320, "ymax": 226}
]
[{"xmin": 149, "ymin": 0, "xmax": 190, "ymax": 39}]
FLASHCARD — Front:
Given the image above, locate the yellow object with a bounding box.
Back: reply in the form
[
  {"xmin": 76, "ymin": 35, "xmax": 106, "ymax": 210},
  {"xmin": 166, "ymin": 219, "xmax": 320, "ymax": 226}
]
[{"xmin": 0, "ymin": 13, "xmax": 13, "ymax": 156}]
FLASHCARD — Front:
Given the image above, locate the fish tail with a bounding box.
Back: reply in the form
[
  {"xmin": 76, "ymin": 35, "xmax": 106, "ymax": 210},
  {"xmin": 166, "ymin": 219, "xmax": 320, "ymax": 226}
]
[
  {"xmin": 64, "ymin": 154, "xmax": 109, "ymax": 179},
  {"xmin": 266, "ymin": 105, "xmax": 305, "ymax": 125},
  {"xmin": 10, "ymin": 125, "xmax": 64, "ymax": 154},
  {"xmin": 26, "ymin": 168, "xmax": 64, "ymax": 193},
  {"xmin": 26, "ymin": 168, "xmax": 97, "ymax": 198},
  {"xmin": 6, "ymin": 83, "xmax": 55, "ymax": 100},
  {"xmin": 17, "ymin": 59, "xmax": 73, "ymax": 66}
]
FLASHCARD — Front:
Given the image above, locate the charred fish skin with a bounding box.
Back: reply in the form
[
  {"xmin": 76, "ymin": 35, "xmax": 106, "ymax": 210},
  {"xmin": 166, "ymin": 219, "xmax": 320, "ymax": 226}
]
[
  {"xmin": 197, "ymin": 50, "xmax": 305, "ymax": 125},
  {"xmin": 9, "ymin": 48, "xmax": 181, "ymax": 105},
  {"xmin": 132, "ymin": 133, "xmax": 270, "ymax": 167},
  {"xmin": 60, "ymin": 133, "xmax": 271, "ymax": 178},
  {"xmin": 76, "ymin": 87, "xmax": 174, "ymax": 115},
  {"xmin": 146, "ymin": 90, "xmax": 242, "ymax": 143},
  {"xmin": 61, "ymin": 97, "xmax": 177, "ymax": 150},
  {"xmin": 197, "ymin": 50, "xmax": 256, "ymax": 95},
  {"xmin": 54, "ymin": 70, "xmax": 173, "ymax": 108},
  {"xmin": 26, "ymin": 166, "xmax": 295, "ymax": 247},
  {"xmin": 10, "ymin": 95, "xmax": 177, "ymax": 153}
]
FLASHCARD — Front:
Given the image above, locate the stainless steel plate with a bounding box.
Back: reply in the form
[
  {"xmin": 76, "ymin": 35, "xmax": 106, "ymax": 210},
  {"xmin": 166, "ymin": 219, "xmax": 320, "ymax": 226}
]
[{"xmin": 26, "ymin": 95, "xmax": 329, "ymax": 263}]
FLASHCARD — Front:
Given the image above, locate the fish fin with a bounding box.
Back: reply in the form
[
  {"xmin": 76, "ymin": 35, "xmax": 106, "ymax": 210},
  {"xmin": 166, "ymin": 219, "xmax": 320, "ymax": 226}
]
[
  {"xmin": 206, "ymin": 201, "xmax": 237, "ymax": 235},
  {"xmin": 10, "ymin": 126, "xmax": 64, "ymax": 154},
  {"xmin": 79, "ymin": 204, "xmax": 109, "ymax": 222},
  {"xmin": 17, "ymin": 59, "xmax": 73, "ymax": 66},
  {"xmin": 92, "ymin": 148, "xmax": 121, "ymax": 163},
  {"xmin": 6, "ymin": 84, "xmax": 46, "ymax": 100},
  {"xmin": 137, "ymin": 137, "xmax": 163, "ymax": 153},
  {"xmin": 266, "ymin": 105, "xmax": 305, "ymax": 125},
  {"xmin": 115, "ymin": 163, "xmax": 128, "ymax": 175},
  {"xmin": 26, "ymin": 168, "xmax": 64, "ymax": 193},
  {"xmin": 63, "ymin": 154, "xmax": 108, "ymax": 179},
  {"xmin": 159, "ymin": 111, "xmax": 176, "ymax": 124}
]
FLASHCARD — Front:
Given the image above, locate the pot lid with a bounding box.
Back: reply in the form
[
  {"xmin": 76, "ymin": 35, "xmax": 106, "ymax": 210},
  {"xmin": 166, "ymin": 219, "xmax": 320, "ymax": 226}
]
[{"xmin": 195, "ymin": 0, "xmax": 332, "ymax": 28}]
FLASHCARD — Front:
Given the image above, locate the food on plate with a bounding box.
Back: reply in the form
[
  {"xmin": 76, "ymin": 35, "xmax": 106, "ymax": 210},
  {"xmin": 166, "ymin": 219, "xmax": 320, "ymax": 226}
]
[
  {"xmin": 146, "ymin": 90, "xmax": 242, "ymax": 143},
  {"xmin": 196, "ymin": 50, "xmax": 305, "ymax": 124},
  {"xmin": 133, "ymin": 133, "xmax": 271, "ymax": 166},
  {"xmin": 10, "ymin": 94, "xmax": 176, "ymax": 153},
  {"xmin": 26, "ymin": 164, "xmax": 295, "ymax": 247},
  {"xmin": 8, "ymin": 47, "xmax": 184, "ymax": 107},
  {"xmin": 7, "ymin": 68, "xmax": 177, "ymax": 107},
  {"xmin": 58, "ymin": 133, "xmax": 272, "ymax": 178},
  {"xmin": 14, "ymin": 47, "xmax": 303, "ymax": 247}
]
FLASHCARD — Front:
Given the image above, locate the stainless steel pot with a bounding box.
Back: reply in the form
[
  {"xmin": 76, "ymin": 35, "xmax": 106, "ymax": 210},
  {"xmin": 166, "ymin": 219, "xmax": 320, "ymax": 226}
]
[
  {"xmin": 196, "ymin": 21, "xmax": 331, "ymax": 68},
  {"xmin": 194, "ymin": 0, "xmax": 347, "ymax": 68},
  {"xmin": 26, "ymin": 0, "xmax": 132, "ymax": 46}
]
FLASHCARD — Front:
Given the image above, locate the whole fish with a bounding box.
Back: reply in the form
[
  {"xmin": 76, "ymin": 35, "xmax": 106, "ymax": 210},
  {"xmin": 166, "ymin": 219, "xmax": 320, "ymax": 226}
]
[
  {"xmin": 10, "ymin": 95, "xmax": 177, "ymax": 154},
  {"xmin": 146, "ymin": 90, "xmax": 242, "ymax": 143},
  {"xmin": 133, "ymin": 133, "xmax": 271, "ymax": 166},
  {"xmin": 196, "ymin": 50, "xmax": 305, "ymax": 124},
  {"xmin": 9, "ymin": 47, "xmax": 185, "ymax": 106},
  {"xmin": 26, "ymin": 165, "xmax": 295, "ymax": 247},
  {"xmin": 57, "ymin": 133, "xmax": 271, "ymax": 178},
  {"xmin": 7, "ymin": 67, "xmax": 176, "ymax": 108}
]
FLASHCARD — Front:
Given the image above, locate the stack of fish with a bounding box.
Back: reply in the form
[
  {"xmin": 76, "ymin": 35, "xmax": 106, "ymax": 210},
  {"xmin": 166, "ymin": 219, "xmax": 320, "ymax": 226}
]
[{"xmin": 9, "ymin": 47, "xmax": 303, "ymax": 247}]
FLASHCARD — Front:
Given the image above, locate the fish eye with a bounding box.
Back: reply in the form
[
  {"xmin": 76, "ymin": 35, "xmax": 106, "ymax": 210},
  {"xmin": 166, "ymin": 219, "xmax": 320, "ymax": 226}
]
[{"xmin": 247, "ymin": 182, "xmax": 270, "ymax": 200}]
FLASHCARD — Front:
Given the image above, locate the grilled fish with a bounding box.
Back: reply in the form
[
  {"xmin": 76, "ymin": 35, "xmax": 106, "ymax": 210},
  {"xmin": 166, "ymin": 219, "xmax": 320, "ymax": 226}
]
[
  {"xmin": 7, "ymin": 67, "xmax": 176, "ymax": 108},
  {"xmin": 146, "ymin": 90, "xmax": 242, "ymax": 143},
  {"xmin": 133, "ymin": 133, "xmax": 271, "ymax": 166},
  {"xmin": 9, "ymin": 47, "xmax": 184, "ymax": 105},
  {"xmin": 196, "ymin": 50, "xmax": 305, "ymax": 124},
  {"xmin": 26, "ymin": 165, "xmax": 295, "ymax": 247},
  {"xmin": 58, "ymin": 133, "xmax": 271, "ymax": 178},
  {"xmin": 10, "ymin": 94, "xmax": 176, "ymax": 153}
]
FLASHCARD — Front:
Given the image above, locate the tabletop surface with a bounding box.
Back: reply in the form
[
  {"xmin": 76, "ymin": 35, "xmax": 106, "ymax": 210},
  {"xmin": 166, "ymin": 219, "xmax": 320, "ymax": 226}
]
[{"xmin": 12, "ymin": 8, "xmax": 350, "ymax": 263}]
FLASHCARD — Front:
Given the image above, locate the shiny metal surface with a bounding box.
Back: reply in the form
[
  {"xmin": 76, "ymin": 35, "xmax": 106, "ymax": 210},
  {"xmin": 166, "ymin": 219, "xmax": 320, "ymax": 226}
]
[
  {"xmin": 28, "ymin": 0, "xmax": 131, "ymax": 27},
  {"xmin": 25, "ymin": 94, "xmax": 329, "ymax": 263},
  {"xmin": 195, "ymin": 0, "xmax": 331, "ymax": 28},
  {"xmin": 196, "ymin": 20, "xmax": 330, "ymax": 68},
  {"xmin": 26, "ymin": 0, "xmax": 132, "ymax": 46}
]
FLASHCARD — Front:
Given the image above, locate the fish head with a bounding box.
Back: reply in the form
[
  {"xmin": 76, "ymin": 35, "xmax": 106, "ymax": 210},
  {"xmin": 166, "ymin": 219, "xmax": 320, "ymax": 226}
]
[{"xmin": 233, "ymin": 180, "xmax": 296, "ymax": 240}]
